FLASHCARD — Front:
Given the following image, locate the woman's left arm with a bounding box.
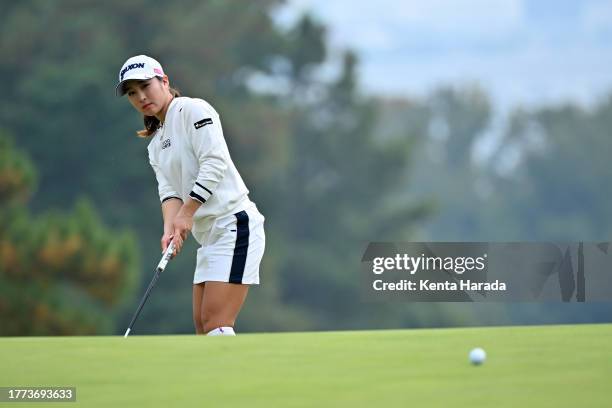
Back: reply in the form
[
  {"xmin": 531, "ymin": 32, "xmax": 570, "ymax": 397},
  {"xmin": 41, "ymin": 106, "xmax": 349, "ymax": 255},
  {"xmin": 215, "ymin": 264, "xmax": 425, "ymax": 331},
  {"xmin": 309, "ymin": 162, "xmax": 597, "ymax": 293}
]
[
  {"xmin": 172, "ymin": 101, "xmax": 228, "ymax": 254},
  {"xmin": 185, "ymin": 102, "xmax": 228, "ymax": 206}
]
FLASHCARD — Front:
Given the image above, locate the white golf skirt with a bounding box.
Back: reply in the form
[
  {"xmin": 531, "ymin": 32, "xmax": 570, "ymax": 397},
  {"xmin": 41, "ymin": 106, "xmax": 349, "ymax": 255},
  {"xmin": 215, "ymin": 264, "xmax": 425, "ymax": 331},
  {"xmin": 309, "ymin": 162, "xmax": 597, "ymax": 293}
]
[{"xmin": 191, "ymin": 204, "xmax": 265, "ymax": 285}]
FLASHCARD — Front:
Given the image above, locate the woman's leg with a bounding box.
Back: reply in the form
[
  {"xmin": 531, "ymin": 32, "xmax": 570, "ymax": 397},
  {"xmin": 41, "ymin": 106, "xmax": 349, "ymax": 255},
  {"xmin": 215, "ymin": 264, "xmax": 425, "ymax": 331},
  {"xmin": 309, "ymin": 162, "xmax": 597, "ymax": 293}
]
[
  {"xmin": 192, "ymin": 283, "xmax": 206, "ymax": 334},
  {"xmin": 200, "ymin": 282, "xmax": 249, "ymax": 334}
]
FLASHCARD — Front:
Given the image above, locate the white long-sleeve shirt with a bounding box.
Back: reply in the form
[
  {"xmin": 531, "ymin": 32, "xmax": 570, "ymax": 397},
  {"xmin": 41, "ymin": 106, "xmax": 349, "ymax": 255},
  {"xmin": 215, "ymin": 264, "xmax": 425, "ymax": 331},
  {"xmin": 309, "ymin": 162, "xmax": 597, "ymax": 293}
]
[{"xmin": 147, "ymin": 96, "xmax": 252, "ymax": 232}]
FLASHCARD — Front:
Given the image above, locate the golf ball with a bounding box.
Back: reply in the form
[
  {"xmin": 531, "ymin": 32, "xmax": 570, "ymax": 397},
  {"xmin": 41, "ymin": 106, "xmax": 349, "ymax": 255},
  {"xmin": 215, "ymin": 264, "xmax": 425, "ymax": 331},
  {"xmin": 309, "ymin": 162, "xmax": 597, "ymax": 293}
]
[{"xmin": 469, "ymin": 347, "xmax": 486, "ymax": 365}]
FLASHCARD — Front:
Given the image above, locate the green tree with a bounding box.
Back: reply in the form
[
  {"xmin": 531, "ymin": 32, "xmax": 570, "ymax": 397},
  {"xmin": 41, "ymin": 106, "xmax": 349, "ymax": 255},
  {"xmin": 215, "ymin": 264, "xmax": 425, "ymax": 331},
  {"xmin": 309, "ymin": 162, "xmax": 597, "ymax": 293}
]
[
  {"xmin": 0, "ymin": 132, "xmax": 140, "ymax": 335},
  {"xmin": 271, "ymin": 46, "xmax": 433, "ymax": 328}
]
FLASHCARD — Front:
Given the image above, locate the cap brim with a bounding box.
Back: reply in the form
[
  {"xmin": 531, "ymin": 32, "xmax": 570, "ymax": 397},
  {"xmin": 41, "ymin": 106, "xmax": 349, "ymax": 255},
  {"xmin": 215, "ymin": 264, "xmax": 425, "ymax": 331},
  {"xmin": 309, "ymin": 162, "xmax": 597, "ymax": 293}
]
[{"xmin": 115, "ymin": 74, "xmax": 159, "ymax": 97}]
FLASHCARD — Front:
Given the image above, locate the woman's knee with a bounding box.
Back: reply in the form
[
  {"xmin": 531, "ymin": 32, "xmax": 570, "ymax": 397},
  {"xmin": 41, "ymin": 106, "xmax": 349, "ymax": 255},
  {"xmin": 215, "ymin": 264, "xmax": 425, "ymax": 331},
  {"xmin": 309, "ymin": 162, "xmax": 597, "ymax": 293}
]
[{"xmin": 200, "ymin": 282, "xmax": 248, "ymax": 334}]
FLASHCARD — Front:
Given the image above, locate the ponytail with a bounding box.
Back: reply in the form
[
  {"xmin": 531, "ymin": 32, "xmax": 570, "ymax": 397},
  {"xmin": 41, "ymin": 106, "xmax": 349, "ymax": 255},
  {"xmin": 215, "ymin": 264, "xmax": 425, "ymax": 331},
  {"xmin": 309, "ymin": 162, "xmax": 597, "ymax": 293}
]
[{"xmin": 136, "ymin": 85, "xmax": 182, "ymax": 138}]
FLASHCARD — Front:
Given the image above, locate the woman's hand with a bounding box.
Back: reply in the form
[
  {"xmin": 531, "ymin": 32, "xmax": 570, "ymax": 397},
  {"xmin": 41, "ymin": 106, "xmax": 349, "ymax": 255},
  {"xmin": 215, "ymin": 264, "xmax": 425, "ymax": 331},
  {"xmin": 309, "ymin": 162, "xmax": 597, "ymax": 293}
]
[
  {"xmin": 160, "ymin": 198, "xmax": 202, "ymax": 259},
  {"xmin": 171, "ymin": 211, "xmax": 194, "ymax": 257},
  {"xmin": 160, "ymin": 212, "xmax": 192, "ymax": 259},
  {"xmin": 161, "ymin": 231, "xmax": 176, "ymax": 257}
]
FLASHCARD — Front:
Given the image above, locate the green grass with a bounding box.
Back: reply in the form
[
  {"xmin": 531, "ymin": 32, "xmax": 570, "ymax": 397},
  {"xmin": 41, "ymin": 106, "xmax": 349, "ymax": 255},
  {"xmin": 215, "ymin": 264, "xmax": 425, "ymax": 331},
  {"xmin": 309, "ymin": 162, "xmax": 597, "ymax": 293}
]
[{"xmin": 1, "ymin": 324, "xmax": 611, "ymax": 407}]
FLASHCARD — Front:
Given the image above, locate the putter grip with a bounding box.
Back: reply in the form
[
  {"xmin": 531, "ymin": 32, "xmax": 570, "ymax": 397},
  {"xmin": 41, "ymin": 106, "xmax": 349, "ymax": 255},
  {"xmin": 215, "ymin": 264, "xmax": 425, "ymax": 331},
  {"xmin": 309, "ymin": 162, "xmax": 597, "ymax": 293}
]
[{"xmin": 157, "ymin": 241, "xmax": 176, "ymax": 271}]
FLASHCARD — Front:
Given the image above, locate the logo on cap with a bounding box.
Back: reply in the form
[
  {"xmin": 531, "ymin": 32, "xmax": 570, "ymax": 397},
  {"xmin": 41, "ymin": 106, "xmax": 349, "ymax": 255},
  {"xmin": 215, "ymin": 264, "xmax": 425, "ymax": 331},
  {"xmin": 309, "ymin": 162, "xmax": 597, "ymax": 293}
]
[{"xmin": 120, "ymin": 63, "xmax": 146, "ymax": 81}]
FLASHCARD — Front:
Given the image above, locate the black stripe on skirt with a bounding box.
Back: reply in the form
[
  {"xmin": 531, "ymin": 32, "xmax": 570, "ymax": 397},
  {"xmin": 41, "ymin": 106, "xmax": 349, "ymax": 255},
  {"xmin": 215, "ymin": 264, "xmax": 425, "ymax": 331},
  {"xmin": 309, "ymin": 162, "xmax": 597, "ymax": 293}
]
[{"xmin": 229, "ymin": 210, "xmax": 250, "ymax": 283}]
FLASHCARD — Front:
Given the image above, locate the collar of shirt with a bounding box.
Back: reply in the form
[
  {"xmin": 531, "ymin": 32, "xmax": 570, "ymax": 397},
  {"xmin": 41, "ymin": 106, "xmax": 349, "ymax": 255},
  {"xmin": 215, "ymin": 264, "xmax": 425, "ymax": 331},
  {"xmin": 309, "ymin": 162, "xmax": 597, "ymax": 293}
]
[{"xmin": 158, "ymin": 97, "xmax": 180, "ymax": 139}]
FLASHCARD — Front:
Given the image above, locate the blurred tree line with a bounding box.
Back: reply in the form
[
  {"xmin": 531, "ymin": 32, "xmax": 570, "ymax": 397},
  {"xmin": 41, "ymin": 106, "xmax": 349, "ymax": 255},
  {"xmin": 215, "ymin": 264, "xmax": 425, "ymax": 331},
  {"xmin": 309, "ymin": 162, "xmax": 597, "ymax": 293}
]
[
  {"xmin": 377, "ymin": 87, "xmax": 612, "ymax": 321},
  {"xmin": 383, "ymin": 87, "xmax": 612, "ymax": 243},
  {"xmin": 1, "ymin": 0, "xmax": 610, "ymax": 335}
]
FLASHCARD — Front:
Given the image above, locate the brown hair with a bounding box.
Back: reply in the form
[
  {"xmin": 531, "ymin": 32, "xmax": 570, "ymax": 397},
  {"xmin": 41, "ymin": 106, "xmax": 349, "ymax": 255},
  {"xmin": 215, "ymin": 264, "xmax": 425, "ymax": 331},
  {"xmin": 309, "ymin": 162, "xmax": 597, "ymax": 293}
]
[{"xmin": 136, "ymin": 83, "xmax": 182, "ymax": 138}]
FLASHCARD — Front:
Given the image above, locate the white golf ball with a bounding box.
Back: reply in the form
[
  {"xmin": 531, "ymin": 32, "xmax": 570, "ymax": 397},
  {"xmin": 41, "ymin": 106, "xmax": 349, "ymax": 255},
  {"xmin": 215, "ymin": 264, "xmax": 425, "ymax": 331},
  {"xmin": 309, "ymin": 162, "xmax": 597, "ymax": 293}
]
[{"xmin": 469, "ymin": 347, "xmax": 486, "ymax": 365}]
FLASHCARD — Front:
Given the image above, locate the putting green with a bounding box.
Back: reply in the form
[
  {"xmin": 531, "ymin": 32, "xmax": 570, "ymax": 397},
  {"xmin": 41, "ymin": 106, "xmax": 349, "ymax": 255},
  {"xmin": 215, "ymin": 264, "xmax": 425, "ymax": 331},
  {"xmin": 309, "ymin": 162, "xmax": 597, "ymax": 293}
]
[{"xmin": 1, "ymin": 324, "xmax": 611, "ymax": 407}]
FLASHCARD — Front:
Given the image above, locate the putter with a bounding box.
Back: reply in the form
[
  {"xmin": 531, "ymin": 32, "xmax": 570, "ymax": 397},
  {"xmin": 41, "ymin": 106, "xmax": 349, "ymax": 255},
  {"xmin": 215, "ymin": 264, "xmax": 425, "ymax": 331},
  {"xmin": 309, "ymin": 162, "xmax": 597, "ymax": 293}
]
[{"xmin": 124, "ymin": 241, "xmax": 176, "ymax": 337}]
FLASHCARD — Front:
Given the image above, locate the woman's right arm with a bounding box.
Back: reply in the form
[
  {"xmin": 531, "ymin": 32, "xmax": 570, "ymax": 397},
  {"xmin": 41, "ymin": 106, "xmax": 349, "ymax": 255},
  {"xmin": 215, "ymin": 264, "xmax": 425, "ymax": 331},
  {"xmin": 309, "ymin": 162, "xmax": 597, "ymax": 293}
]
[
  {"xmin": 161, "ymin": 197, "xmax": 183, "ymax": 255},
  {"xmin": 149, "ymin": 147, "xmax": 183, "ymax": 256}
]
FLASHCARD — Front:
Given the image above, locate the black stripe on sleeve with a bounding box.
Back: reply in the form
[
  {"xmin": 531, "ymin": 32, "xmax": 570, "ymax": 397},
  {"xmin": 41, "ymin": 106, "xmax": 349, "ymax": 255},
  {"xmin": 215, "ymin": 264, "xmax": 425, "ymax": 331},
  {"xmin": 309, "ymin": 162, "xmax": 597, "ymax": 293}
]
[
  {"xmin": 229, "ymin": 210, "xmax": 250, "ymax": 284},
  {"xmin": 162, "ymin": 196, "xmax": 183, "ymax": 203},
  {"xmin": 189, "ymin": 191, "xmax": 206, "ymax": 204},
  {"xmin": 195, "ymin": 182, "xmax": 213, "ymax": 196}
]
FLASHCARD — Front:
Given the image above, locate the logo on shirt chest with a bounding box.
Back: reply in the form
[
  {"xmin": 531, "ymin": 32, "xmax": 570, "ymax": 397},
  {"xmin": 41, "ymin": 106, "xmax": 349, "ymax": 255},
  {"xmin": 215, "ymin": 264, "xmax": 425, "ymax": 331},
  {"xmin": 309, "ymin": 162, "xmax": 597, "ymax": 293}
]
[{"xmin": 161, "ymin": 139, "xmax": 171, "ymax": 149}]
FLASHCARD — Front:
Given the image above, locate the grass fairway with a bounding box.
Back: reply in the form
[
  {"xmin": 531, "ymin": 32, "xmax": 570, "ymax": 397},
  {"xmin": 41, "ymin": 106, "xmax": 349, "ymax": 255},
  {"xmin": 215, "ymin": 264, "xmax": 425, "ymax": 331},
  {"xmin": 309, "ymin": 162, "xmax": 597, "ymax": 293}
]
[{"xmin": 1, "ymin": 324, "xmax": 611, "ymax": 407}]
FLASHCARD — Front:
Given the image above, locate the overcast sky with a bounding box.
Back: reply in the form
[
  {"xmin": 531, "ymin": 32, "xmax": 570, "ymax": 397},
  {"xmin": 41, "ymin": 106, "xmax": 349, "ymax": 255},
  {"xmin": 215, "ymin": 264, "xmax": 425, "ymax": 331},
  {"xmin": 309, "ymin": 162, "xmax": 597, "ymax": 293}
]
[{"xmin": 276, "ymin": 0, "xmax": 612, "ymax": 110}]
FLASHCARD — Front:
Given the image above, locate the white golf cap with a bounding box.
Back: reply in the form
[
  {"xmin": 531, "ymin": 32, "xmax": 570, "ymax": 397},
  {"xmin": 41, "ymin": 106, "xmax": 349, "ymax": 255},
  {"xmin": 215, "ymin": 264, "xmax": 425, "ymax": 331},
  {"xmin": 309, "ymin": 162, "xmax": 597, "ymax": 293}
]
[{"xmin": 115, "ymin": 55, "xmax": 165, "ymax": 96}]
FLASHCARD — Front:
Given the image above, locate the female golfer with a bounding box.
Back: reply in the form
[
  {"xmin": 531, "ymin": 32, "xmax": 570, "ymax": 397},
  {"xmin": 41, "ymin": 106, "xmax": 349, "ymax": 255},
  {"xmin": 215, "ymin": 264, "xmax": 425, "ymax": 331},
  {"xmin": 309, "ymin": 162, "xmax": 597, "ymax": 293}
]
[{"xmin": 116, "ymin": 55, "xmax": 265, "ymax": 336}]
